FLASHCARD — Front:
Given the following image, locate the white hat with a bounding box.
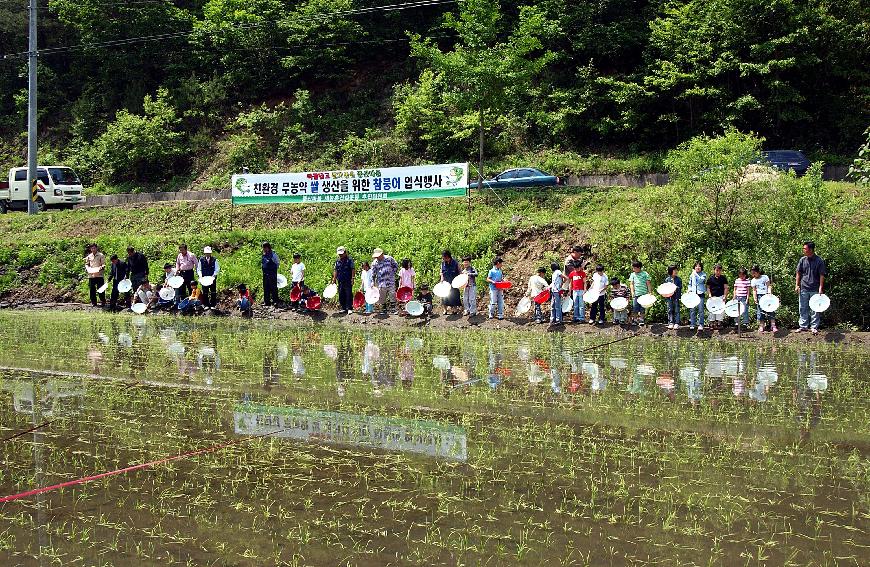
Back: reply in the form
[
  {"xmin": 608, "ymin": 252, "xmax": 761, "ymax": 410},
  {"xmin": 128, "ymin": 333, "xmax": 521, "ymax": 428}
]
[
  {"xmin": 336, "ymin": 246, "xmax": 346, "ymax": 255},
  {"xmin": 203, "ymin": 246, "xmax": 212, "ymax": 254},
  {"xmin": 372, "ymin": 248, "xmax": 384, "ymax": 258}
]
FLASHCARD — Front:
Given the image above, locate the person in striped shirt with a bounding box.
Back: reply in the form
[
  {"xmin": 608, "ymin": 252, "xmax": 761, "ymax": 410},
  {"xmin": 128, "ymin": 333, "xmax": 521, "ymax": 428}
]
[{"xmin": 732, "ymin": 268, "xmax": 751, "ymax": 326}]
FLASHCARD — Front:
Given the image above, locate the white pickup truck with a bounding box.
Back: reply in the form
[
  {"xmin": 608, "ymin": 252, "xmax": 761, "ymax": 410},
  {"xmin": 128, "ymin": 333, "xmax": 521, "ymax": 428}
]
[{"xmin": 0, "ymin": 165, "xmax": 86, "ymax": 213}]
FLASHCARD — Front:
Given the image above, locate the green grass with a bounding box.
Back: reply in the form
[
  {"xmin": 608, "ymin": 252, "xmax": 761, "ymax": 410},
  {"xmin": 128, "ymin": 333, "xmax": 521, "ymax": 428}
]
[{"xmin": 0, "ymin": 181, "xmax": 867, "ymax": 327}]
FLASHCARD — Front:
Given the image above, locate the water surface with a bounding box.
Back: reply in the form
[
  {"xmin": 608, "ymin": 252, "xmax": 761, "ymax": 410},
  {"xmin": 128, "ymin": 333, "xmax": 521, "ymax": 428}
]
[{"xmin": 0, "ymin": 312, "xmax": 867, "ymax": 566}]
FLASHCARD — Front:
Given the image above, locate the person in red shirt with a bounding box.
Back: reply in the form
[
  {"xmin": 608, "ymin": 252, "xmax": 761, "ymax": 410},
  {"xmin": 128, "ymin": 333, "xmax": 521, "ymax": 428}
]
[
  {"xmin": 237, "ymin": 283, "xmax": 253, "ymax": 317},
  {"xmin": 568, "ymin": 262, "xmax": 587, "ymax": 323}
]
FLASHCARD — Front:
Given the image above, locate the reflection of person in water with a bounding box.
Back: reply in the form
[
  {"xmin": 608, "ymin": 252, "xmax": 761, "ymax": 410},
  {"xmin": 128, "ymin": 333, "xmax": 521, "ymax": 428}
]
[
  {"xmin": 335, "ymin": 338, "xmax": 354, "ymax": 396},
  {"xmin": 399, "ymin": 350, "xmax": 415, "ymax": 389},
  {"xmin": 794, "ymin": 352, "xmax": 824, "ymax": 438},
  {"xmin": 262, "ymin": 349, "xmax": 281, "ymax": 388}
]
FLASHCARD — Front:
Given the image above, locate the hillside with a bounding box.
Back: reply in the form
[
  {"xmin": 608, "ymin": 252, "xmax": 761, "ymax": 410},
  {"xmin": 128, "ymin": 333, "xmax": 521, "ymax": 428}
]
[
  {"xmin": 1, "ymin": 0, "xmax": 868, "ymax": 194},
  {"xmin": 1, "ymin": 159, "xmax": 867, "ymax": 327}
]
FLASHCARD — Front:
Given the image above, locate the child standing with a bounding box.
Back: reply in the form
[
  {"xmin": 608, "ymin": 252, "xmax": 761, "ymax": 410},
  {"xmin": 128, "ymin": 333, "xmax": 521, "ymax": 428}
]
[
  {"xmin": 399, "ymin": 258, "xmax": 415, "ymax": 291},
  {"xmin": 291, "ymin": 253, "xmax": 305, "ymax": 287},
  {"xmin": 610, "ymin": 278, "xmax": 630, "ymax": 324},
  {"xmin": 750, "ymin": 265, "xmax": 778, "ymax": 333},
  {"xmin": 688, "ymin": 262, "xmax": 707, "ymax": 331},
  {"xmin": 360, "ymin": 261, "xmax": 374, "ymax": 314},
  {"xmin": 399, "ymin": 258, "xmax": 415, "ymax": 313},
  {"xmin": 526, "ymin": 267, "xmax": 549, "ymax": 323},
  {"xmin": 665, "ymin": 264, "xmax": 683, "ymax": 329},
  {"xmin": 733, "ymin": 268, "xmax": 751, "ymax": 326},
  {"xmin": 707, "ymin": 264, "xmax": 729, "ymax": 330},
  {"xmin": 549, "ymin": 262, "xmax": 564, "ymax": 326},
  {"xmin": 628, "ymin": 261, "xmax": 653, "ymax": 326},
  {"xmin": 461, "ymin": 256, "xmax": 478, "ymax": 317},
  {"xmin": 590, "ymin": 264, "xmax": 609, "ymax": 325},
  {"xmin": 486, "ymin": 257, "xmax": 505, "ymax": 320},
  {"xmin": 567, "ymin": 262, "xmax": 586, "ymax": 323}
]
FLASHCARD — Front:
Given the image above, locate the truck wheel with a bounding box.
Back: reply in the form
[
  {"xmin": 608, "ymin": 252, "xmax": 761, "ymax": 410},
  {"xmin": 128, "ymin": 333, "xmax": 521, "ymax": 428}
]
[
  {"xmin": 0, "ymin": 201, "xmax": 7, "ymax": 214},
  {"xmin": 35, "ymin": 197, "xmax": 46, "ymax": 212}
]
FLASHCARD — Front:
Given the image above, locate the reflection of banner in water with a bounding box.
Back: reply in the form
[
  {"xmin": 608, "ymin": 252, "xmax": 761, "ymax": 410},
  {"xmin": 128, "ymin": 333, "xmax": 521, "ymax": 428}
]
[{"xmin": 233, "ymin": 403, "xmax": 467, "ymax": 461}]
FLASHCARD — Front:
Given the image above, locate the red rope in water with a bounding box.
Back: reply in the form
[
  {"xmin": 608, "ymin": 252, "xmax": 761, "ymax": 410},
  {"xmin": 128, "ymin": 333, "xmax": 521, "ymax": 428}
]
[{"xmin": 0, "ymin": 431, "xmax": 276, "ymax": 504}]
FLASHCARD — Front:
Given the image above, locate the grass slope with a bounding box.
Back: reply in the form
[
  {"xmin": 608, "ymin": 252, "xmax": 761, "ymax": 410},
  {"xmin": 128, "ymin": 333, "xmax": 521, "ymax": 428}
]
[{"xmin": 0, "ymin": 183, "xmax": 867, "ymax": 327}]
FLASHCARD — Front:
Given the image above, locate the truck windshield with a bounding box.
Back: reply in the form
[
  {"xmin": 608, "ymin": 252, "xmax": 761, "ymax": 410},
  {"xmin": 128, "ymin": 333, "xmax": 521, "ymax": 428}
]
[{"xmin": 48, "ymin": 167, "xmax": 80, "ymax": 185}]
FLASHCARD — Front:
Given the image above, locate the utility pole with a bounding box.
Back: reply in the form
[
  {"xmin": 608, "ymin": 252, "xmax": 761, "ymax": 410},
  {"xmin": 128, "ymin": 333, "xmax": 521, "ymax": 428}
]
[{"xmin": 27, "ymin": 0, "xmax": 38, "ymax": 215}]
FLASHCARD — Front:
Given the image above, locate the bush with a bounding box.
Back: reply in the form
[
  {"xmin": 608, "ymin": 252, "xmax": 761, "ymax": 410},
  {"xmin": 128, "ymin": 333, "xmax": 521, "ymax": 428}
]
[{"xmin": 86, "ymin": 88, "xmax": 186, "ymax": 183}]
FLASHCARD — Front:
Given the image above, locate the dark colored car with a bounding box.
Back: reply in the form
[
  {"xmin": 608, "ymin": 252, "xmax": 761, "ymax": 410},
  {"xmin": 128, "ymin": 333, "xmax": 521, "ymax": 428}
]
[
  {"xmin": 761, "ymin": 150, "xmax": 810, "ymax": 176},
  {"xmin": 469, "ymin": 168, "xmax": 563, "ymax": 189}
]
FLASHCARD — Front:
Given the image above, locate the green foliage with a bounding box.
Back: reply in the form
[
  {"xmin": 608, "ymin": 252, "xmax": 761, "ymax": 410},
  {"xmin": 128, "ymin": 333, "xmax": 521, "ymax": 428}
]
[
  {"xmin": 848, "ymin": 126, "xmax": 870, "ymax": 184},
  {"xmin": 80, "ymin": 89, "xmax": 185, "ymax": 183}
]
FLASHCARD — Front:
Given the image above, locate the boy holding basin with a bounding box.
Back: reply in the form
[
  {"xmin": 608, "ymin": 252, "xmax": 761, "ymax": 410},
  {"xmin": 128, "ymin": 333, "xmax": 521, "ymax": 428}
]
[
  {"xmin": 486, "ymin": 258, "xmax": 505, "ymax": 320},
  {"xmin": 707, "ymin": 264, "xmax": 728, "ymax": 330},
  {"xmin": 751, "ymin": 265, "xmax": 778, "ymax": 333},
  {"xmin": 526, "ymin": 267, "xmax": 549, "ymax": 324},
  {"xmin": 628, "ymin": 261, "xmax": 653, "ymax": 326},
  {"xmin": 610, "ymin": 278, "xmax": 630, "ymax": 324},
  {"xmin": 461, "ymin": 256, "xmax": 478, "ymax": 317}
]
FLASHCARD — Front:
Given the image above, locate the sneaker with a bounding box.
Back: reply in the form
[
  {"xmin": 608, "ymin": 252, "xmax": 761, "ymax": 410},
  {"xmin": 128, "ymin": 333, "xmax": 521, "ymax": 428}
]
[
  {"xmin": 797, "ymin": 327, "xmax": 808, "ymax": 333},
  {"xmin": 639, "ymin": 320, "xmax": 645, "ymax": 326},
  {"xmin": 771, "ymin": 325, "xmax": 778, "ymax": 332},
  {"xmin": 698, "ymin": 326, "xmax": 704, "ymax": 331},
  {"xmin": 757, "ymin": 327, "xmax": 764, "ymax": 334},
  {"xmin": 588, "ymin": 320, "xmax": 595, "ymax": 325},
  {"xmin": 812, "ymin": 328, "xmax": 818, "ymax": 334},
  {"xmin": 689, "ymin": 326, "xmax": 696, "ymax": 330}
]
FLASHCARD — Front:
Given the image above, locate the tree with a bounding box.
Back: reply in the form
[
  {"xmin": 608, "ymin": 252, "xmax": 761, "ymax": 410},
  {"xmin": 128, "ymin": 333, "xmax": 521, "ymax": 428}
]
[
  {"xmin": 848, "ymin": 126, "xmax": 870, "ymax": 185},
  {"xmin": 407, "ymin": 0, "xmax": 558, "ymax": 187}
]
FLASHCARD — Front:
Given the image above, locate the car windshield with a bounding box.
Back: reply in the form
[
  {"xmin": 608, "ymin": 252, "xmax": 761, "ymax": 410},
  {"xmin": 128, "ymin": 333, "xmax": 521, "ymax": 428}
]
[
  {"xmin": 765, "ymin": 151, "xmax": 804, "ymax": 161},
  {"xmin": 48, "ymin": 167, "xmax": 80, "ymax": 185}
]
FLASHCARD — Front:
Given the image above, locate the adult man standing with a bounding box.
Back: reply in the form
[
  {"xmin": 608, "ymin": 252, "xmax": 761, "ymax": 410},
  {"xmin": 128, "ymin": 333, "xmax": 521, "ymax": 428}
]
[
  {"xmin": 564, "ymin": 245, "xmax": 585, "ymax": 272},
  {"xmin": 84, "ymin": 243, "xmax": 106, "ymax": 308},
  {"xmin": 332, "ymin": 246, "xmax": 355, "ymax": 314},
  {"xmin": 109, "ymin": 254, "xmax": 130, "ymax": 311},
  {"xmin": 371, "ymin": 248, "xmax": 399, "ymax": 315},
  {"xmin": 795, "ymin": 241, "xmax": 827, "ymax": 334},
  {"xmin": 262, "ymin": 242, "xmax": 280, "ymax": 307},
  {"xmin": 197, "ymin": 246, "xmax": 220, "ymax": 310},
  {"xmin": 126, "ymin": 246, "xmax": 149, "ymax": 294},
  {"xmin": 176, "ymin": 243, "xmax": 198, "ymax": 300}
]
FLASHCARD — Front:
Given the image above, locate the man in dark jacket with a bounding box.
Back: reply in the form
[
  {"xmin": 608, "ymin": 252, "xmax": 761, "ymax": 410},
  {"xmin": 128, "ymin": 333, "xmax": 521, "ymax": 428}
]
[
  {"xmin": 332, "ymin": 246, "xmax": 355, "ymax": 314},
  {"xmin": 126, "ymin": 246, "xmax": 149, "ymax": 292},
  {"xmin": 261, "ymin": 242, "xmax": 280, "ymax": 307},
  {"xmin": 109, "ymin": 254, "xmax": 130, "ymax": 311}
]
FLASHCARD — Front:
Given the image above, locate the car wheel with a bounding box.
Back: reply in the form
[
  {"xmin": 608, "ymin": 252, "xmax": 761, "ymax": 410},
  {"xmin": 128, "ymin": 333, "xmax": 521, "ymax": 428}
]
[{"xmin": 35, "ymin": 197, "xmax": 46, "ymax": 212}]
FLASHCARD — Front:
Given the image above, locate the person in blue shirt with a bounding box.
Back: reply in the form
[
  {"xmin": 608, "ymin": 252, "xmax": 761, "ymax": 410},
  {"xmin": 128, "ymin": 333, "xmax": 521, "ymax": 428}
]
[
  {"xmin": 687, "ymin": 262, "xmax": 707, "ymax": 330},
  {"xmin": 261, "ymin": 242, "xmax": 280, "ymax": 307},
  {"xmin": 549, "ymin": 262, "xmax": 564, "ymax": 326},
  {"xmin": 486, "ymin": 257, "xmax": 505, "ymax": 320},
  {"xmin": 665, "ymin": 264, "xmax": 683, "ymax": 329}
]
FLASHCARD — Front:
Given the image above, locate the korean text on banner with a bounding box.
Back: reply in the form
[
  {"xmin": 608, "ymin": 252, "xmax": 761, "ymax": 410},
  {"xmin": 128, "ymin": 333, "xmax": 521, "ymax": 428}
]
[{"xmin": 231, "ymin": 163, "xmax": 469, "ymax": 205}]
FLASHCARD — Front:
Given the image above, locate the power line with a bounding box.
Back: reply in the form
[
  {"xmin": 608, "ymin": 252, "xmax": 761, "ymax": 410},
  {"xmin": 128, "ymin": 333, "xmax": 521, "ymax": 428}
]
[{"xmin": 1, "ymin": 0, "xmax": 457, "ymax": 59}]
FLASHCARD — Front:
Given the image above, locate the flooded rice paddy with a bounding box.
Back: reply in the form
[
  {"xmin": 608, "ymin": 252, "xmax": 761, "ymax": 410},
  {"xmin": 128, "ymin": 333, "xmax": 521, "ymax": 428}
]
[{"xmin": 0, "ymin": 311, "xmax": 867, "ymax": 566}]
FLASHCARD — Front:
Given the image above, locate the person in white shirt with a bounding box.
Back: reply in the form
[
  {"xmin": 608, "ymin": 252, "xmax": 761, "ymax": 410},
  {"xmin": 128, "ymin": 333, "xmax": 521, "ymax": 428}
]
[
  {"xmin": 197, "ymin": 246, "xmax": 220, "ymax": 310},
  {"xmin": 134, "ymin": 280, "xmax": 154, "ymax": 309},
  {"xmin": 590, "ymin": 264, "xmax": 609, "ymax": 325},
  {"xmin": 526, "ymin": 267, "xmax": 549, "ymax": 323},
  {"xmin": 360, "ymin": 261, "xmax": 374, "ymax": 314},
  {"xmin": 550, "ymin": 262, "xmax": 565, "ymax": 326},
  {"xmin": 175, "ymin": 243, "xmax": 198, "ymax": 300},
  {"xmin": 750, "ymin": 264, "xmax": 778, "ymax": 333}
]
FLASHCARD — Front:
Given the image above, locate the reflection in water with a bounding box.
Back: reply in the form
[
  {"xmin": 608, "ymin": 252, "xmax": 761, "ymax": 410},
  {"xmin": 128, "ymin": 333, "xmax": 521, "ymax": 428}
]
[{"xmin": 234, "ymin": 402, "xmax": 467, "ymax": 461}]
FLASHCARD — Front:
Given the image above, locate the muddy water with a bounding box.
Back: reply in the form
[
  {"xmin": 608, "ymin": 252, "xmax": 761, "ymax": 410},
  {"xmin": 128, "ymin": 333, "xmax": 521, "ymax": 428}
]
[{"xmin": 0, "ymin": 312, "xmax": 867, "ymax": 566}]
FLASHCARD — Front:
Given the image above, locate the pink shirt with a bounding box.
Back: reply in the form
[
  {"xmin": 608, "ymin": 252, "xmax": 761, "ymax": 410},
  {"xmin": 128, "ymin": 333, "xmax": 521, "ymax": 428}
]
[
  {"xmin": 734, "ymin": 277, "xmax": 750, "ymax": 298},
  {"xmin": 176, "ymin": 251, "xmax": 198, "ymax": 271},
  {"xmin": 399, "ymin": 267, "xmax": 415, "ymax": 289}
]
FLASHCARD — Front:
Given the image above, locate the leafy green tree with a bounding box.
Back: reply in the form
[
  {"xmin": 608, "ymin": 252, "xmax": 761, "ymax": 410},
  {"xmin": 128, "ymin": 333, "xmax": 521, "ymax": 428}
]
[
  {"xmin": 406, "ymin": 0, "xmax": 558, "ymax": 181},
  {"xmin": 85, "ymin": 88, "xmax": 185, "ymax": 182},
  {"xmin": 665, "ymin": 130, "xmax": 763, "ymax": 251},
  {"xmin": 848, "ymin": 126, "xmax": 870, "ymax": 185}
]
